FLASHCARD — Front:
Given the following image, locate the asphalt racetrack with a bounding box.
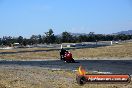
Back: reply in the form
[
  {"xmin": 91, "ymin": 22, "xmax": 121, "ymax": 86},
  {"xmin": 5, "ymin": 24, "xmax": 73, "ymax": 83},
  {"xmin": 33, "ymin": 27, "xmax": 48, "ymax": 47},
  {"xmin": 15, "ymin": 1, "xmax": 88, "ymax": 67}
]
[{"xmin": 0, "ymin": 60, "xmax": 132, "ymax": 74}]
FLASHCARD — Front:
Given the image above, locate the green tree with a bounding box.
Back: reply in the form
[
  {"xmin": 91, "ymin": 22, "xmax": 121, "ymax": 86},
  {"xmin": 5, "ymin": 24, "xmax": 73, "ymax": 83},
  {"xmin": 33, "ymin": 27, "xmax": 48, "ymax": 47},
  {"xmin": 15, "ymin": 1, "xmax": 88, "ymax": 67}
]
[
  {"xmin": 30, "ymin": 35, "xmax": 38, "ymax": 44},
  {"xmin": 45, "ymin": 29, "xmax": 56, "ymax": 44},
  {"xmin": 22, "ymin": 38, "xmax": 28, "ymax": 46},
  {"xmin": 55, "ymin": 36, "xmax": 62, "ymax": 44},
  {"xmin": 78, "ymin": 35, "xmax": 87, "ymax": 42},
  {"xmin": 17, "ymin": 36, "xmax": 23, "ymax": 45},
  {"xmin": 38, "ymin": 35, "xmax": 43, "ymax": 44},
  {"xmin": 0, "ymin": 38, "xmax": 2, "ymax": 45},
  {"xmin": 62, "ymin": 32, "xmax": 73, "ymax": 43}
]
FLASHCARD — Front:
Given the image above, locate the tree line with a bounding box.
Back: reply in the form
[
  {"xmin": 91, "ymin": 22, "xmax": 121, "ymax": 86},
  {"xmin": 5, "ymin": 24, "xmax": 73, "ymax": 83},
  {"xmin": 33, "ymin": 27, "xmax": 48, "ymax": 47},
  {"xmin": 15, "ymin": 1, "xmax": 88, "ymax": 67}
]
[{"xmin": 0, "ymin": 29, "xmax": 132, "ymax": 46}]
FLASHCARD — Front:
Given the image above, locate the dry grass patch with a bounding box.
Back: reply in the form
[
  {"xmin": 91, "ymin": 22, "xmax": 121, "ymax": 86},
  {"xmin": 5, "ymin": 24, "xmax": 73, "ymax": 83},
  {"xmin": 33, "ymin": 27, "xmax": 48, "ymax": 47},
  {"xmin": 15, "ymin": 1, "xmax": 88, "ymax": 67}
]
[
  {"xmin": 0, "ymin": 47, "xmax": 55, "ymax": 53},
  {"xmin": 0, "ymin": 42, "xmax": 132, "ymax": 60},
  {"xmin": 0, "ymin": 50, "xmax": 59, "ymax": 60},
  {"xmin": 70, "ymin": 42, "xmax": 132, "ymax": 58},
  {"xmin": 0, "ymin": 66, "xmax": 131, "ymax": 88}
]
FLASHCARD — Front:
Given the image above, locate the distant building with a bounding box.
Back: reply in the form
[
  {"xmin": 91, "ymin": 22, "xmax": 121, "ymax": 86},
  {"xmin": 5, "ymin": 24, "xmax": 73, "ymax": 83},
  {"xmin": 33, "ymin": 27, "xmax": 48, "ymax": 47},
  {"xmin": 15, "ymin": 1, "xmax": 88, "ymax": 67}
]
[{"xmin": 13, "ymin": 43, "xmax": 20, "ymax": 48}]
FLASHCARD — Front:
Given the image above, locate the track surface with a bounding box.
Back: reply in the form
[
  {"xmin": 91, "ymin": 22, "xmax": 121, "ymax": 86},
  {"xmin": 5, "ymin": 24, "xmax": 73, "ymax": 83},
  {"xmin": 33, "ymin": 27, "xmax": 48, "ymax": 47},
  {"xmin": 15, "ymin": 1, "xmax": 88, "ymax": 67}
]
[{"xmin": 0, "ymin": 60, "xmax": 132, "ymax": 74}]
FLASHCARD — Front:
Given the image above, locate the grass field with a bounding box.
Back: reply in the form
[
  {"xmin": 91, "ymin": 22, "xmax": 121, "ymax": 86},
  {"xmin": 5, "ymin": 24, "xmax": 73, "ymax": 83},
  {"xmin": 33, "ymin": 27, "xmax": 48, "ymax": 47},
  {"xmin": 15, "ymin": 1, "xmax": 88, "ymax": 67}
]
[
  {"xmin": 0, "ymin": 66, "xmax": 131, "ymax": 88},
  {"xmin": 0, "ymin": 47, "xmax": 55, "ymax": 53},
  {"xmin": 70, "ymin": 42, "xmax": 132, "ymax": 58},
  {"xmin": 0, "ymin": 42, "xmax": 132, "ymax": 60}
]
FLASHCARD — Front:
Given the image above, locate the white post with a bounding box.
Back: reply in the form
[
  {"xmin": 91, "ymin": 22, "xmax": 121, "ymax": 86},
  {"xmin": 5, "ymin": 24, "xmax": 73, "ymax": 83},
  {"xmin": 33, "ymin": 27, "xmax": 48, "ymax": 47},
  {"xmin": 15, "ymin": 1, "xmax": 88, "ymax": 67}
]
[
  {"xmin": 61, "ymin": 44, "xmax": 63, "ymax": 49},
  {"xmin": 111, "ymin": 41, "xmax": 113, "ymax": 45}
]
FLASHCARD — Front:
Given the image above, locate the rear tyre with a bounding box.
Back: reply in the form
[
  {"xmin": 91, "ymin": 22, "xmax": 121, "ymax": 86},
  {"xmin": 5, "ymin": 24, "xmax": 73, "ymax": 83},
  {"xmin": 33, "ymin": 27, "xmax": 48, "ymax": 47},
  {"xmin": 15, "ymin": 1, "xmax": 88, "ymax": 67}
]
[
  {"xmin": 71, "ymin": 58, "xmax": 75, "ymax": 63},
  {"xmin": 65, "ymin": 60, "xmax": 70, "ymax": 63}
]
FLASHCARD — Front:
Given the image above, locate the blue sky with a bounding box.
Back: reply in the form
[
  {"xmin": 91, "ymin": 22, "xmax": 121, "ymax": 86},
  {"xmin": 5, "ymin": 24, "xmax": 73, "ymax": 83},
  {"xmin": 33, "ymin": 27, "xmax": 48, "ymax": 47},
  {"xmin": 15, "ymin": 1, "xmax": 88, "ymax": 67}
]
[{"xmin": 0, "ymin": 0, "xmax": 132, "ymax": 38}]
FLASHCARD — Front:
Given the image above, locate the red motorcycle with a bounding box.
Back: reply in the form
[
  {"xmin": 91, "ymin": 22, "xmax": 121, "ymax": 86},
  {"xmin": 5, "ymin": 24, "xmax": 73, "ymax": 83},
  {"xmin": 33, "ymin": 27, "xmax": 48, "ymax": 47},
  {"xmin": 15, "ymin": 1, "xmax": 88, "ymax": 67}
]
[{"xmin": 60, "ymin": 48, "xmax": 75, "ymax": 63}]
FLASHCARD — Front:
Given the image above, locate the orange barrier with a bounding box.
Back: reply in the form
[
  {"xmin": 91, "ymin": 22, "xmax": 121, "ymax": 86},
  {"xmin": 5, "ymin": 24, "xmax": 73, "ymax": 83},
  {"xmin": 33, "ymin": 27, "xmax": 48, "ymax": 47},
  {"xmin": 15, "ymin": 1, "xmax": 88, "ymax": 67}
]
[{"xmin": 76, "ymin": 66, "xmax": 131, "ymax": 85}]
